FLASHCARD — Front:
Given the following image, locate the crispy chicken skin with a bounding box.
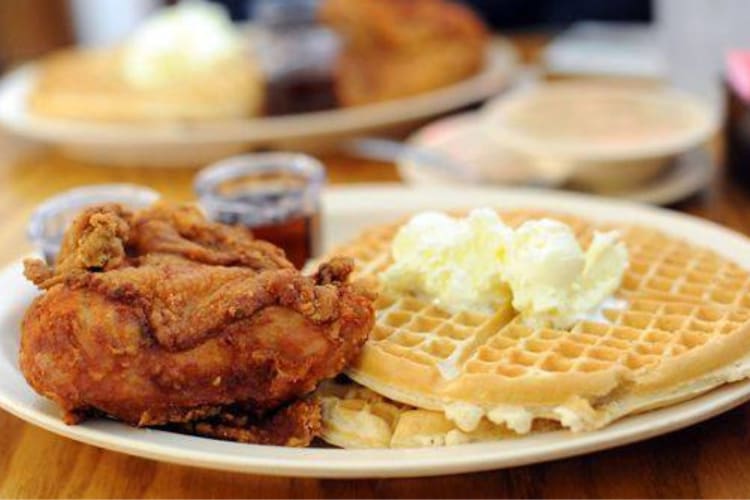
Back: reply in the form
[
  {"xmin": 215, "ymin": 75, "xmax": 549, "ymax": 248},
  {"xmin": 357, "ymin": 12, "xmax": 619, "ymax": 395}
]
[
  {"xmin": 320, "ymin": 0, "xmax": 488, "ymax": 106},
  {"xmin": 20, "ymin": 203, "xmax": 374, "ymax": 445},
  {"xmin": 176, "ymin": 399, "xmax": 322, "ymax": 447}
]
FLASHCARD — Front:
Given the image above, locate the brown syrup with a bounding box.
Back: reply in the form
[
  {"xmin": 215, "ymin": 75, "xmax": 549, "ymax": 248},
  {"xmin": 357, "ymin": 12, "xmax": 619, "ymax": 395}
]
[
  {"xmin": 250, "ymin": 213, "xmax": 320, "ymax": 269},
  {"xmin": 265, "ymin": 72, "xmax": 338, "ymax": 116},
  {"xmin": 212, "ymin": 184, "xmax": 320, "ymax": 269}
]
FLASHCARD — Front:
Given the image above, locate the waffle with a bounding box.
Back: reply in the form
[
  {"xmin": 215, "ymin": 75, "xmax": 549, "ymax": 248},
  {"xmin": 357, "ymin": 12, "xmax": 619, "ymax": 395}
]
[
  {"xmin": 327, "ymin": 210, "xmax": 750, "ymax": 434},
  {"xmin": 29, "ymin": 49, "xmax": 264, "ymax": 122},
  {"xmin": 317, "ymin": 380, "xmax": 558, "ymax": 448}
]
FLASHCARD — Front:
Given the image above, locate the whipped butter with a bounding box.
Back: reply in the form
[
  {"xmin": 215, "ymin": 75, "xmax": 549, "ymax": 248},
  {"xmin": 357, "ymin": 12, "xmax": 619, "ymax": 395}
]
[
  {"xmin": 505, "ymin": 219, "xmax": 628, "ymax": 328},
  {"xmin": 382, "ymin": 209, "xmax": 513, "ymax": 313},
  {"xmin": 381, "ymin": 209, "xmax": 628, "ymax": 329},
  {"xmin": 122, "ymin": 1, "xmax": 243, "ymax": 88}
]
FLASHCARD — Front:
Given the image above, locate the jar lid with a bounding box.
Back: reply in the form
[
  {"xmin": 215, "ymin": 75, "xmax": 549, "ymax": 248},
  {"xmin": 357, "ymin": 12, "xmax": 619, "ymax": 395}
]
[{"xmin": 27, "ymin": 184, "xmax": 161, "ymax": 264}]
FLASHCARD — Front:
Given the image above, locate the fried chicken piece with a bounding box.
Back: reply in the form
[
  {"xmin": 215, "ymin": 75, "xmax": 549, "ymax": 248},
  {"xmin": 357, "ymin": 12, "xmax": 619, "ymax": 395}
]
[
  {"xmin": 20, "ymin": 203, "xmax": 374, "ymax": 446},
  {"xmin": 176, "ymin": 399, "xmax": 322, "ymax": 447},
  {"xmin": 320, "ymin": 0, "xmax": 488, "ymax": 106}
]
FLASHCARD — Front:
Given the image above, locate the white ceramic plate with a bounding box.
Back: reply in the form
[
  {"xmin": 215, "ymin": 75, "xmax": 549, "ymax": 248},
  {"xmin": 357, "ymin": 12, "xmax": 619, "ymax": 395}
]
[
  {"xmin": 0, "ymin": 41, "xmax": 517, "ymax": 167},
  {"xmin": 3, "ymin": 185, "xmax": 750, "ymax": 478},
  {"xmin": 398, "ymin": 112, "xmax": 713, "ymax": 205}
]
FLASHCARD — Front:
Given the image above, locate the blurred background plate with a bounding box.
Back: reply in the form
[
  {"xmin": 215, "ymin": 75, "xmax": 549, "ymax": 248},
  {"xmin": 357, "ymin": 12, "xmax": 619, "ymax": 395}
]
[
  {"xmin": 0, "ymin": 38, "xmax": 518, "ymax": 168},
  {"xmin": 398, "ymin": 111, "xmax": 540, "ymax": 186}
]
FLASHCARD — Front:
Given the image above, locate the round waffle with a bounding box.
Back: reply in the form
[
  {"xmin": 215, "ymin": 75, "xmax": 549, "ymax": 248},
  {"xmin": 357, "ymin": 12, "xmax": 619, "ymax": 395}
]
[
  {"xmin": 328, "ymin": 210, "xmax": 750, "ymax": 434},
  {"xmin": 29, "ymin": 49, "xmax": 263, "ymax": 122}
]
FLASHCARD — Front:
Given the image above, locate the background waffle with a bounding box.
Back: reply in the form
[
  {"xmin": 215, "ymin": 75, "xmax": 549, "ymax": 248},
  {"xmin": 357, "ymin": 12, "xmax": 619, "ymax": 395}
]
[
  {"xmin": 327, "ymin": 210, "xmax": 750, "ymax": 434},
  {"xmin": 29, "ymin": 49, "xmax": 263, "ymax": 122}
]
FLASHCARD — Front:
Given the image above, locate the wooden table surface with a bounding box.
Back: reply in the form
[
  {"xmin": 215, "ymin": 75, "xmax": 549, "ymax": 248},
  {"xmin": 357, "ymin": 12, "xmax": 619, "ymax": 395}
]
[{"xmin": 3, "ymin": 38, "xmax": 750, "ymax": 499}]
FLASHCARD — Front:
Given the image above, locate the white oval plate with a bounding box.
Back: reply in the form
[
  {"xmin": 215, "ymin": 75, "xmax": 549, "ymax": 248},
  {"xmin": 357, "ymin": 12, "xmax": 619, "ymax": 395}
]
[
  {"xmin": 3, "ymin": 185, "xmax": 750, "ymax": 478},
  {"xmin": 0, "ymin": 41, "xmax": 517, "ymax": 167}
]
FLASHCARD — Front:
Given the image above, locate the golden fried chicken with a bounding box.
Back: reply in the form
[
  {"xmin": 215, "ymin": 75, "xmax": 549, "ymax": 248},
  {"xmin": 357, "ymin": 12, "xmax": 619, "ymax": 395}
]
[
  {"xmin": 176, "ymin": 399, "xmax": 322, "ymax": 446},
  {"xmin": 320, "ymin": 0, "xmax": 488, "ymax": 106},
  {"xmin": 20, "ymin": 203, "xmax": 374, "ymax": 446}
]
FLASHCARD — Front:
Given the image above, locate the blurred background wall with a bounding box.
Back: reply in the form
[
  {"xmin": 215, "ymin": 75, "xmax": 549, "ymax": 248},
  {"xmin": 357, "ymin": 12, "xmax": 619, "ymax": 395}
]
[{"xmin": 0, "ymin": 0, "xmax": 73, "ymax": 69}]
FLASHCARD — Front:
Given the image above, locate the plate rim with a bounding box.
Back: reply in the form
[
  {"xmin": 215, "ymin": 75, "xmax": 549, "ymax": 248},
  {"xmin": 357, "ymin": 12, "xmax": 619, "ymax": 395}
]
[{"xmin": 3, "ymin": 185, "xmax": 750, "ymax": 478}]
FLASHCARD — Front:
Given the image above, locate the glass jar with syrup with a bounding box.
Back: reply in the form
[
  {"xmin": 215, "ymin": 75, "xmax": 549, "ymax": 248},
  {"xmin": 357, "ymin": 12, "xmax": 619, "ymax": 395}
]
[
  {"xmin": 194, "ymin": 153, "xmax": 325, "ymax": 268},
  {"xmin": 252, "ymin": 0, "xmax": 340, "ymax": 115}
]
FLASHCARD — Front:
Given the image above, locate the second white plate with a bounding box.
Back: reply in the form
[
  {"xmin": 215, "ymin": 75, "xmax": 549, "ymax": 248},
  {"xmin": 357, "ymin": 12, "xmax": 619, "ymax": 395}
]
[{"xmin": 0, "ymin": 41, "xmax": 517, "ymax": 167}]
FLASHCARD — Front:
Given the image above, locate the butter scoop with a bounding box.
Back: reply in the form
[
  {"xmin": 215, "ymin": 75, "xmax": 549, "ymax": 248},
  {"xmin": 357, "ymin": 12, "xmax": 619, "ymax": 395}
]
[
  {"xmin": 122, "ymin": 0, "xmax": 244, "ymax": 88},
  {"xmin": 381, "ymin": 210, "xmax": 628, "ymax": 329},
  {"xmin": 505, "ymin": 219, "xmax": 628, "ymax": 328},
  {"xmin": 382, "ymin": 209, "xmax": 513, "ymax": 313}
]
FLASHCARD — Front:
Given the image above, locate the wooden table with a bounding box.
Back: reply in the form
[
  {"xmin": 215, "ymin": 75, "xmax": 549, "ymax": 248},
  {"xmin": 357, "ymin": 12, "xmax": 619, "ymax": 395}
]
[{"xmin": 3, "ymin": 46, "xmax": 750, "ymax": 500}]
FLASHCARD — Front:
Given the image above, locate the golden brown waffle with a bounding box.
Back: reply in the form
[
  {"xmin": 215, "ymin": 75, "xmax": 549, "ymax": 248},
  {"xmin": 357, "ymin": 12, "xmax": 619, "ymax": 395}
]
[
  {"xmin": 317, "ymin": 380, "xmax": 553, "ymax": 448},
  {"xmin": 328, "ymin": 210, "xmax": 750, "ymax": 434},
  {"xmin": 29, "ymin": 49, "xmax": 263, "ymax": 122}
]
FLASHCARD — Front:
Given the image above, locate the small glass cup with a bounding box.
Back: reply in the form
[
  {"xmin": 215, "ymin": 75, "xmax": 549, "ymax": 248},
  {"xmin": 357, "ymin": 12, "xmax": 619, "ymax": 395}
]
[
  {"xmin": 27, "ymin": 184, "xmax": 160, "ymax": 264},
  {"xmin": 194, "ymin": 152, "xmax": 326, "ymax": 268}
]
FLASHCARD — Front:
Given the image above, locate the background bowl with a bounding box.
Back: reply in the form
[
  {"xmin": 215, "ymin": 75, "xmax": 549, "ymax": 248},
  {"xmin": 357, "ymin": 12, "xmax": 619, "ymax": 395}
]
[{"xmin": 481, "ymin": 81, "xmax": 718, "ymax": 190}]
